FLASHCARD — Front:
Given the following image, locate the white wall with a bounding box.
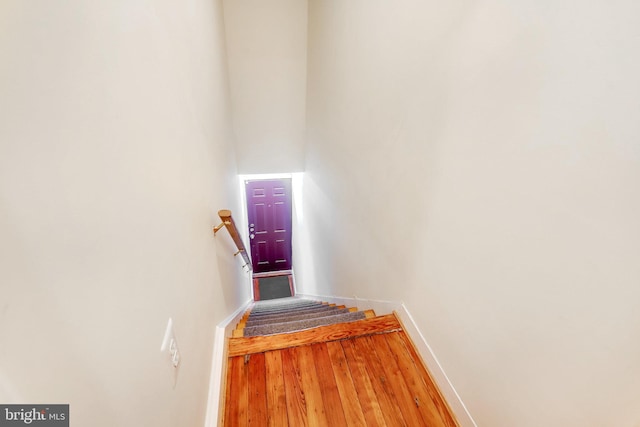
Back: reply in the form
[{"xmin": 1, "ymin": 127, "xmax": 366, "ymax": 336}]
[
  {"xmin": 222, "ymin": 0, "xmax": 307, "ymax": 174},
  {"xmin": 0, "ymin": 1, "xmax": 251, "ymax": 426},
  {"xmin": 300, "ymin": 0, "xmax": 640, "ymax": 426}
]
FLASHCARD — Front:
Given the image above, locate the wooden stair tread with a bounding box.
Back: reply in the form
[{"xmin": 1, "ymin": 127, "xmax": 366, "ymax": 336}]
[{"xmin": 228, "ymin": 313, "xmax": 401, "ymax": 356}]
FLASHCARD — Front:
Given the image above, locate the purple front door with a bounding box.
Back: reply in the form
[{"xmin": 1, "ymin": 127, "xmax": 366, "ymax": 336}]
[{"xmin": 245, "ymin": 179, "xmax": 293, "ymax": 274}]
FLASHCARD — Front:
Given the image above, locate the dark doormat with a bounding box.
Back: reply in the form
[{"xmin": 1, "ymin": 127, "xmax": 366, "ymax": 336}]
[{"xmin": 257, "ymin": 275, "xmax": 292, "ymax": 300}]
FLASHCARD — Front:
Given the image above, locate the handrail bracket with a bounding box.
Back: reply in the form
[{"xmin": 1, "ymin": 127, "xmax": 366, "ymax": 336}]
[{"xmin": 213, "ymin": 210, "xmax": 252, "ymax": 272}]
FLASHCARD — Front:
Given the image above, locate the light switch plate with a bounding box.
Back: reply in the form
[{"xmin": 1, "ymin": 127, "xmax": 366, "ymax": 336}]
[{"xmin": 161, "ymin": 318, "xmax": 181, "ymax": 368}]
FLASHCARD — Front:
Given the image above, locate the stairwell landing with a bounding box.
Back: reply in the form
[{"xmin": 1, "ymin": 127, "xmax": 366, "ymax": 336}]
[{"xmin": 222, "ymin": 297, "xmax": 459, "ymax": 426}]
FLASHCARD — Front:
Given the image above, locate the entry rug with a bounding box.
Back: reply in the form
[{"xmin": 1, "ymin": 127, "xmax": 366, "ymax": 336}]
[
  {"xmin": 257, "ymin": 275, "xmax": 292, "ymax": 300},
  {"xmin": 0, "ymin": 405, "xmax": 69, "ymax": 426}
]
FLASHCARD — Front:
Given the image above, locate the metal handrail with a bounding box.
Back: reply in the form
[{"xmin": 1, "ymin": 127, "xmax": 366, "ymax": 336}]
[{"xmin": 213, "ymin": 209, "xmax": 252, "ymax": 272}]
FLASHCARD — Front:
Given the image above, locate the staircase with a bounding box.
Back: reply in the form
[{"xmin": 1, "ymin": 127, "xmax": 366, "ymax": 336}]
[
  {"xmin": 233, "ymin": 298, "xmax": 375, "ymax": 338},
  {"xmin": 223, "ymin": 297, "xmax": 459, "ymax": 426}
]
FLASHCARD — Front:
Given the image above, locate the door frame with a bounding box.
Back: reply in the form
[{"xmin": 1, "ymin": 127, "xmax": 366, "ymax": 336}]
[{"xmin": 238, "ymin": 173, "xmax": 302, "ymax": 300}]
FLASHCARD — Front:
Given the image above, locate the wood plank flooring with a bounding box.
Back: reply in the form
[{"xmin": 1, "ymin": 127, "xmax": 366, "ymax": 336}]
[
  {"xmin": 223, "ymin": 318, "xmax": 458, "ymax": 426},
  {"xmin": 228, "ymin": 314, "xmax": 401, "ymax": 357}
]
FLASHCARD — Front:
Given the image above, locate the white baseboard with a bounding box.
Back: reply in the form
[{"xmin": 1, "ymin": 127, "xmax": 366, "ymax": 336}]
[
  {"xmin": 203, "ymin": 299, "xmax": 253, "ymax": 427},
  {"xmin": 297, "ymin": 292, "xmax": 477, "ymax": 427}
]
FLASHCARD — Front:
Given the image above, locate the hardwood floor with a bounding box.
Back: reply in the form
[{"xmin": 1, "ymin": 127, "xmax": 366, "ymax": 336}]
[{"xmin": 223, "ymin": 314, "xmax": 458, "ymax": 426}]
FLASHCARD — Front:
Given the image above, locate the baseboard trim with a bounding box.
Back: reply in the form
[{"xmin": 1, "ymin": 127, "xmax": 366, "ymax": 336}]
[
  {"xmin": 203, "ymin": 299, "xmax": 253, "ymax": 427},
  {"xmin": 297, "ymin": 292, "xmax": 477, "ymax": 427}
]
